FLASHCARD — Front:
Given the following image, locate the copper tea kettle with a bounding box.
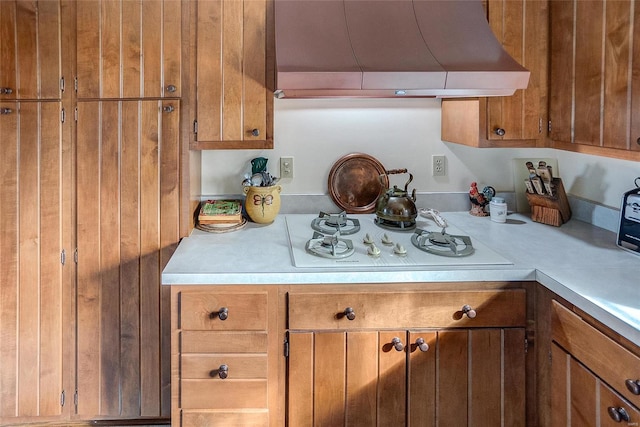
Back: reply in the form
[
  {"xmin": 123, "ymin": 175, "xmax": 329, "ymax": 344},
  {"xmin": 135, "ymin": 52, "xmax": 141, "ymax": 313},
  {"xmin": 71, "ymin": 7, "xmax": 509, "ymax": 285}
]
[{"xmin": 375, "ymin": 169, "xmax": 417, "ymax": 223}]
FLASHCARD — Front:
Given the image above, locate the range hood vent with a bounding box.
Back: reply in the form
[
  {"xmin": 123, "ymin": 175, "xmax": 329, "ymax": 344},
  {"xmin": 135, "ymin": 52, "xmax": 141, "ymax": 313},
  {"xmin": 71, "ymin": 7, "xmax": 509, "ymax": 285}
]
[{"xmin": 274, "ymin": 0, "xmax": 530, "ymax": 98}]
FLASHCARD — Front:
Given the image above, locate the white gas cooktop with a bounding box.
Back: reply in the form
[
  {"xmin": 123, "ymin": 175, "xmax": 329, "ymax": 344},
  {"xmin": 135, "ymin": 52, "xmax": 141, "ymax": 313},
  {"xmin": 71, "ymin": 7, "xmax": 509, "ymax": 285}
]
[{"xmin": 285, "ymin": 214, "xmax": 513, "ymax": 269}]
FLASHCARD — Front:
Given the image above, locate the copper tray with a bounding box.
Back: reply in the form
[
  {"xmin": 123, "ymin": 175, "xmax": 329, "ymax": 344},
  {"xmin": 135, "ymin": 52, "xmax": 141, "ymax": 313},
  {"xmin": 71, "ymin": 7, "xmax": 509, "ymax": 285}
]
[{"xmin": 328, "ymin": 153, "xmax": 388, "ymax": 214}]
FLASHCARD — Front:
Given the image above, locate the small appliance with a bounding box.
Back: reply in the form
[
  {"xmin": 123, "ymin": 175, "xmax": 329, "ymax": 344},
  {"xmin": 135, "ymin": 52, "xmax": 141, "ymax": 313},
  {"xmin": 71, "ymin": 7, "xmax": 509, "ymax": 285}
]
[{"xmin": 617, "ymin": 177, "xmax": 640, "ymax": 255}]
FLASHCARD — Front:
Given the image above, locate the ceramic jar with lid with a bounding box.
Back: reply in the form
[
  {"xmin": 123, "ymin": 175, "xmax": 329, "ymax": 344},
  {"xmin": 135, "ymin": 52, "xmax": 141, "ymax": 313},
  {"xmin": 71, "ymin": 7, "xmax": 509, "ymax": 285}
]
[{"xmin": 243, "ymin": 185, "xmax": 282, "ymax": 224}]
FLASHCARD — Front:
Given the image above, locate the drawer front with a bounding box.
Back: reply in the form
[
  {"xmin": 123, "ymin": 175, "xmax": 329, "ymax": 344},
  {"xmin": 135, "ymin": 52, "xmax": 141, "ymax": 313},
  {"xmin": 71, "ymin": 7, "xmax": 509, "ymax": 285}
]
[
  {"xmin": 552, "ymin": 301, "xmax": 640, "ymax": 407},
  {"xmin": 288, "ymin": 290, "xmax": 526, "ymax": 329},
  {"xmin": 181, "ymin": 379, "xmax": 268, "ymax": 409},
  {"xmin": 181, "ymin": 331, "xmax": 268, "ymax": 353},
  {"xmin": 182, "ymin": 410, "xmax": 269, "ymax": 427},
  {"xmin": 181, "ymin": 354, "xmax": 268, "ymax": 379},
  {"xmin": 180, "ymin": 292, "xmax": 267, "ymax": 331}
]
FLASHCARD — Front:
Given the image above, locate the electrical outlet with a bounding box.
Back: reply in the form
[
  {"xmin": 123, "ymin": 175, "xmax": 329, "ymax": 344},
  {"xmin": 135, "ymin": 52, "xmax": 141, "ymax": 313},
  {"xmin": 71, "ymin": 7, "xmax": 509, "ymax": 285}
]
[
  {"xmin": 432, "ymin": 155, "xmax": 446, "ymax": 177},
  {"xmin": 280, "ymin": 156, "xmax": 294, "ymax": 179}
]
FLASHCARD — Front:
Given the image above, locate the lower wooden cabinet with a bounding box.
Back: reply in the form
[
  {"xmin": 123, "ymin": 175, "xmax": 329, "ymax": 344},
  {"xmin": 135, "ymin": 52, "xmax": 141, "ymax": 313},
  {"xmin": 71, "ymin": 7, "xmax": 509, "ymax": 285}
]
[
  {"xmin": 286, "ymin": 288, "xmax": 527, "ymax": 427},
  {"xmin": 549, "ymin": 301, "xmax": 640, "ymax": 426}
]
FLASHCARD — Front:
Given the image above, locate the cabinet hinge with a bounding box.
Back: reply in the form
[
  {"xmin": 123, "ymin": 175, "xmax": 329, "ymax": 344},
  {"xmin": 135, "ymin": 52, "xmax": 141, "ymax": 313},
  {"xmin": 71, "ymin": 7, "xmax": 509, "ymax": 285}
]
[
  {"xmin": 61, "ymin": 249, "xmax": 66, "ymax": 265},
  {"xmin": 284, "ymin": 339, "xmax": 289, "ymax": 357},
  {"xmin": 74, "ymin": 77, "xmax": 78, "ymax": 92},
  {"xmin": 193, "ymin": 120, "xmax": 198, "ymax": 134},
  {"xmin": 524, "ymin": 338, "xmax": 529, "ymax": 353},
  {"xmin": 548, "ymin": 120, "xmax": 552, "ymax": 133},
  {"xmin": 74, "ymin": 390, "xmax": 78, "ymax": 408},
  {"xmin": 74, "ymin": 107, "xmax": 78, "ymax": 122},
  {"xmin": 60, "ymin": 77, "xmax": 65, "ymax": 92},
  {"xmin": 60, "ymin": 390, "xmax": 65, "ymax": 407},
  {"xmin": 74, "ymin": 248, "xmax": 78, "ymax": 264},
  {"xmin": 538, "ymin": 118, "xmax": 542, "ymax": 134},
  {"xmin": 61, "ymin": 108, "xmax": 65, "ymax": 123}
]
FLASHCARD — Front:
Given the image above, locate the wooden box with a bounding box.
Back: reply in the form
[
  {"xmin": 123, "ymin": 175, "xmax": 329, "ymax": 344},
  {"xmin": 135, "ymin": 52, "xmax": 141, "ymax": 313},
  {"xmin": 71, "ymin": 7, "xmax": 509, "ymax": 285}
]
[{"xmin": 525, "ymin": 178, "xmax": 571, "ymax": 226}]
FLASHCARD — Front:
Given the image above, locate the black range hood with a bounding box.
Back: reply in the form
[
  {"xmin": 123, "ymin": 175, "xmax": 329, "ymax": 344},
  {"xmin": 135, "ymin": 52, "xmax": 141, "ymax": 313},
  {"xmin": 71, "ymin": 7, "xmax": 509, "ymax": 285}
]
[{"xmin": 274, "ymin": 0, "xmax": 530, "ymax": 98}]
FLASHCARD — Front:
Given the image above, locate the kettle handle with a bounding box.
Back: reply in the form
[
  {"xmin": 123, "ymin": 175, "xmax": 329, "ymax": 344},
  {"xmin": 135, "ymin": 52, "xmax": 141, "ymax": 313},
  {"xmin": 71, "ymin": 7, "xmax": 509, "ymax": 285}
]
[{"xmin": 385, "ymin": 168, "xmax": 407, "ymax": 175}]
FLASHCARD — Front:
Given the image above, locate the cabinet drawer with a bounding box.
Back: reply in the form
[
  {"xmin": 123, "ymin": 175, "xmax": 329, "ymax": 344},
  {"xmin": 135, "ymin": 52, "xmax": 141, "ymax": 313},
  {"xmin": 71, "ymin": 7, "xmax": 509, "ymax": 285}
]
[
  {"xmin": 182, "ymin": 410, "xmax": 269, "ymax": 427},
  {"xmin": 552, "ymin": 301, "xmax": 640, "ymax": 407},
  {"xmin": 288, "ymin": 290, "xmax": 526, "ymax": 329},
  {"xmin": 181, "ymin": 331, "xmax": 268, "ymax": 353},
  {"xmin": 181, "ymin": 354, "xmax": 268, "ymax": 379},
  {"xmin": 181, "ymin": 379, "xmax": 268, "ymax": 409},
  {"xmin": 180, "ymin": 292, "xmax": 267, "ymax": 330}
]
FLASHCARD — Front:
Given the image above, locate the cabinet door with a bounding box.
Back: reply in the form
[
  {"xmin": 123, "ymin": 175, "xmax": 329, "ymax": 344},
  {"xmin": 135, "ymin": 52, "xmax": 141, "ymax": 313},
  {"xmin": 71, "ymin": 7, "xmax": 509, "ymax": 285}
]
[
  {"xmin": 287, "ymin": 330, "xmax": 406, "ymax": 426},
  {"xmin": 549, "ymin": 0, "xmax": 640, "ymax": 155},
  {"xmin": 76, "ymin": 100, "xmax": 180, "ymax": 419},
  {"xmin": 0, "ymin": 102, "xmax": 70, "ymax": 422},
  {"xmin": 76, "ymin": 0, "xmax": 181, "ymax": 99},
  {"xmin": 408, "ymin": 329, "xmax": 526, "ymax": 427},
  {"xmin": 193, "ymin": 0, "xmax": 273, "ymax": 149},
  {"xmin": 440, "ymin": 0, "xmax": 545, "ymax": 147},
  {"xmin": 0, "ymin": 1, "xmax": 62, "ymax": 100}
]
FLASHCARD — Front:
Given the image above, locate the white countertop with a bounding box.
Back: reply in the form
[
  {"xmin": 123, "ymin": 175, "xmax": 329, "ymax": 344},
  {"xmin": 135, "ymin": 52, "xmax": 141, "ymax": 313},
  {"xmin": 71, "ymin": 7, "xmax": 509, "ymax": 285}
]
[{"xmin": 162, "ymin": 212, "xmax": 640, "ymax": 346}]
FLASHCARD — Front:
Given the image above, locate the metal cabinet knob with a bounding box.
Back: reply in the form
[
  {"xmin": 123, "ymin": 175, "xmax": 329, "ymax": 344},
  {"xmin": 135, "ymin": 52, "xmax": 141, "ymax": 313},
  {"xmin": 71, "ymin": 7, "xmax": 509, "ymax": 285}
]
[
  {"xmin": 162, "ymin": 105, "xmax": 174, "ymax": 113},
  {"xmin": 0, "ymin": 87, "xmax": 13, "ymax": 95},
  {"xmin": 166, "ymin": 84, "xmax": 177, "ymax": 93},
  {"xmin": 0, "ymin": 108, "xmax": 13, "ymax": 115},
  {"xmin": 391, "ymin": 337, "xmax": 404, "ymax": 352},
  {"xmin": 343, "ymin": 307, "xmax": 356, "ymax": 320},
  {"xmin": 607, "ymin": 406, "xmax": 630, "ymax": 422},
  {"xmin": 211, "ymin": 364, "xmax": 228, "ymax": 379},
  {"xmin": 494, "ymin": 128, "xmax": 506, "ymax": 136},
  {"xmin": 461, "ymin": 304, "xmax": 477, "ymax": 319},
  {"xmin": 414, "ymin": 337, "xmax": 429, "ymax": 352},
  {"xmin": 636, "ymin": 137, "xmax": 640, "ymax": 146},
  {"xmin": 626, "ymin": 379, "xmax": 640, "ymax": 395},
  {"xmin": 251, "ymin": 128, "xmax": 260, "ymax": 137},
  {"xmin": 210, "ymin": 307, "xmax": 228, "ymax": 320}
]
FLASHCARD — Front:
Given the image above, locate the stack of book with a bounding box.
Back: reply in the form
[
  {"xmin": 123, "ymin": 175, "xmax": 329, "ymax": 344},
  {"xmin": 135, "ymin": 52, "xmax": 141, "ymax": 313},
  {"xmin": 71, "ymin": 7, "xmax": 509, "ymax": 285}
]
[{"xmin": 196, "ymin": 199, "xmax": 245, "ymax": 232}]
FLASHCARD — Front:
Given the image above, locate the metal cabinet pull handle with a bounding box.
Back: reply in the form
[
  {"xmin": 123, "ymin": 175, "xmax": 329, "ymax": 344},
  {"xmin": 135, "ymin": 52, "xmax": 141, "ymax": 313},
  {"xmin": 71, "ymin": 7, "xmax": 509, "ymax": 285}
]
[
  {"xmin": 0, "ymin": 87, "xmax": 13, "ymax": 95},
  {"xmin": 391, "ymin": 337, "xmax": 404, "ymax": 352},
  {"xmin": 162, "ymin": 105, "xmax": 174, "ymax": 113},
  {"xmin": 414, "ymin": 337, "xmax": 429, "ymax": 352},
  {"xmin": 251, "ymin": 128, "xmax": 260, "ymax": 137},
  {"xmin": 0, "ymin": 108, "xmax": 13, "ymax": 115},
  {"xmin": 626, "ymin": 379, "xmax": 640, "ymax": 395},
  {"xmin": 343, "ymin": 307, "xmax": 356, "ymax": 320},
  {"xmin": 166, "ymin": 84, "xmax": 177, "ymax": 93},
  {"xmin": 211, "ymin": 364, "xmax": 228, "ymax": 379},
  {"xmin": 461, "ymin": 304, "xmax": 477, "ymax": 319},
  {"xmin": 210, "ymin": 307, "xmax": 228, "ymax": 320},
  {"xmin": 494, "ymin": 128, "xmax": 506, "ymax": 136},
  {"xmin": 607, "ymin": 406, "xmax": 630, "ymax": 422}
]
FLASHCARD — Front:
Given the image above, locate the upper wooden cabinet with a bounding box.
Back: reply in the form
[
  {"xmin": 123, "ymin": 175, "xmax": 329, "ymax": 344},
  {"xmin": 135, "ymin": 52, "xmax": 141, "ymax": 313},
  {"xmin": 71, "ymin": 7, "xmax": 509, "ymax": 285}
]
[
  {"xmin": 549, "ymin": 0, "xmax": 640, "ymax": 159},
  {"xmin": 76, "ymin": 0, "xmax": 182, "ymax": 99},
  {"xmin": 191, "ymin": 0, "xmax": 274, "ymax": 149},
  {"xmin": 441, "ymin": 0, "xmax": 547, "ymax": 147},
  {"xmin": 0, "ymin": 1, "xmax": 63, "ymax": 100}
]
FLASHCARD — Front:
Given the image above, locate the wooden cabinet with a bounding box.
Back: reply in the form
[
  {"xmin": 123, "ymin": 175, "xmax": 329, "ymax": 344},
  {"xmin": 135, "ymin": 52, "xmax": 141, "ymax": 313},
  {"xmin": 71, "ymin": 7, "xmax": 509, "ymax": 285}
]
[
  {"xmin": 0, "ymin": 101, "xmax": 73, "ymax": 423},
  {"xmin": 548, "ymin": 0, "xmax": 640, "ymax": 159},
  {"xmin": 287, "ymin": 289, "xmax": 527, "ymax": 426},
  {"xmin": 76, "ymin": 0, "xmax": 182, "ymax": 99},
  {"xmin": 171, "ymin": 287, "xmax": 280, "ymax": 427},
  {"xmin": 549, "ymin": 301, "xmax": 640, "ymax": 426},
  {"xmin": 75, "ymin": 100, "xmax": 180, "ymax": 420},
  {"xmin": 440, "ymin": 0, "xmax": 547, "ymax": 147},
  {"xmin": 0, "ymin": 1, "xmax": 63, "ymax": 100},
  {"xmin": 191, "ymin": 0, "xmax": 274, "ymax": 149}
]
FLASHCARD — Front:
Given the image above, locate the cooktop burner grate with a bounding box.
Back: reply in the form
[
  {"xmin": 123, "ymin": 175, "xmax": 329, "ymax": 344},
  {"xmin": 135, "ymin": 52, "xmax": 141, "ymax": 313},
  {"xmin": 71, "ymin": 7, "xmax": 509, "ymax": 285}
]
[
  {"xmin": 374, "ymin": 217, "xmax": 416, "ymax": 231},
  {"xmin": 311, "ymin": 211, "xmax": 361, "ymax": 235},
  {"xmin": 411, "ymin": 229, "xmax": 474, "ymax": 257},
  {"xmin": 305, "ymin": 231, "xmax": 355, "ymax": 259}
]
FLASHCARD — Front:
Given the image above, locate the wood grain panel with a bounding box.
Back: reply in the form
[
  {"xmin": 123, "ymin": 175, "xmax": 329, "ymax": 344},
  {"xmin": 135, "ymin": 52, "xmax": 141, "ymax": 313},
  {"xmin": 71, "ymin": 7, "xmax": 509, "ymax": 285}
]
[
  {"xmin": 142, "ymin": 1, "xmax": 162, "ymax": 98},
  {"xmin": 570, "ymin": 358, "xmax": 597, "ymax": 425},
  {"xmin": 222, "ymin": 0, "xmax": 243, "ymax": 141},
  {"xmin": 181, "ymin": 379, "xmax": 268, "ymax": 410},
  {"xmin": 122, "ymin": 1, "xmax": 142, "ymax": 98},
  {"xmin": 182, "ymin": 410, "xmax": 269, "ymax": 427},
  {"xmin": 378, "ymin": 331, "xmax": 406, "ymax": 426},
  {"xmin": 438, "ymin": 330, "xmax": 468, "ymax": 425},
  {"xmin": 0, "ymin": 1, "xmax": 61, "ymax": 100},
  {"xmin": 603, "ymin": 0, "xmax": 632, "ymax": 150},
  {"xmin": 549, "ymin": 0, "xmax": 574, "ymax": 144},
  {"xmin": 550, "ymin": 343, "xmax": 569, "ymax": 426},
  {"xmin": 76, "ymin": 1, "xmax": 101, "ymax": 97},
  {"xmin": 76, "ymin": 100, "xmax": 179, "ymax": 418},
  {"xmin": 287, "ymin": 332, "xmax": 313, "ymax": 427},
  {"xmin": 574, "ymin": 0, "xmax": 604, "ymax": 145},
  {"xmin": 181, "ymin": 354, "xmax": 268, "ymax": 380},
  {"xmin": 181, "ymin": 331, "xmax": 268, "ymax": 354},
  {"xmin": 314, "ymin": 332, "xmax": 346, "ymax": 427},
  {"xmin": 163, "ymin": 1, "xmax": 182, "ymax": 97},
  {"xmin": 345, "ymin": 332, "xmax": 378, "ymax": 427},
  {"xmin": 469, "ymin": 329, "xmax": 501, "ymax": 426},
  {"xmin": 180, "ymin": 292, "xmax": 268, "ymax": 331},
  {"xmin": 632, "ymin": 0, "xmax": 640, "ymax": 152},
  {"xmin": 243, "ymin": 0, "xmax": 268, "ymax": 142},
  {"xmin": 503, "ymin": 328, "xmax": 526, "ymax": 427},
  {"xmin": 408, "ymin": 331, "xmax": 437, "ymax": 426}
]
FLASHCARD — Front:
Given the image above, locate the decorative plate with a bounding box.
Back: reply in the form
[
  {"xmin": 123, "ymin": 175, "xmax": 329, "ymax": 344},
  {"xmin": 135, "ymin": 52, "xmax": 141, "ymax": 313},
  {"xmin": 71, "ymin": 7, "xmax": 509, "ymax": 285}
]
[{"xmin": 328, "ymin": 153, "xmax": 388, "ymax": 214}]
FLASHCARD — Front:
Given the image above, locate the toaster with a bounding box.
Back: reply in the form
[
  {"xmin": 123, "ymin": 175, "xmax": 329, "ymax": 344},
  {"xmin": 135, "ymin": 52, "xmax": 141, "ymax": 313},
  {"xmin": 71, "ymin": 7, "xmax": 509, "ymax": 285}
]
[{"xmin": 617, "ymin": 184, "xmax": 640, "ymax": 255}]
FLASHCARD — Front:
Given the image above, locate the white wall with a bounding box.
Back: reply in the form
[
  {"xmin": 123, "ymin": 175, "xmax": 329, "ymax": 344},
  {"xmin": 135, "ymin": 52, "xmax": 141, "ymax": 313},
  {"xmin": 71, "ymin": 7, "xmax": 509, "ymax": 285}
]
[{"xmin": 201, "ymin": 98, "xmax": 639, "ymax": 209}]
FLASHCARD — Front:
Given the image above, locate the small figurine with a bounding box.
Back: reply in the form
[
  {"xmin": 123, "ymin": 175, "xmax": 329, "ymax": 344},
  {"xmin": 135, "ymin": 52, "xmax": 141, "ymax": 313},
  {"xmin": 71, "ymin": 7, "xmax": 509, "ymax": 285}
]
[{"xmin": 469, "ymin": 182, "xmax": 495, "ymax": 216}]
